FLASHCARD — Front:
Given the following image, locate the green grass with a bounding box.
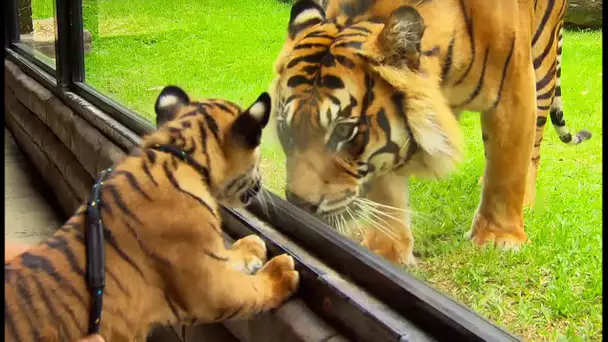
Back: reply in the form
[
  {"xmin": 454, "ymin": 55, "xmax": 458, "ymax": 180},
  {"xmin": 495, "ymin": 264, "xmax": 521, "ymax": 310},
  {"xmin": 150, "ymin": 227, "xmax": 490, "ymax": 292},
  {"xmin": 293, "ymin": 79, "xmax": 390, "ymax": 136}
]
[
  {"xmin": 30, "ymin": 0, "xmax": 55, "ymax": 19},
  {"xmin": 35, "ymin": 1, "xmax": 603, "ymax": 340}
]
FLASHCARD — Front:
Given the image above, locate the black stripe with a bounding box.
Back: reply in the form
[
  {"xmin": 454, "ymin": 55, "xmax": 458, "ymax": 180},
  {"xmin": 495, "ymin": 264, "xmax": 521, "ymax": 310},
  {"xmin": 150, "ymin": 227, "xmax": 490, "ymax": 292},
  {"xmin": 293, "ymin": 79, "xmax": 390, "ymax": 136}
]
[
  {"xmin": 335, "ymin": 55, "xmax": 356, "ymax": 69},
  {"xmin": 142, "ymin": 160, "xmax": 159, "ymax": 186},
  {"xmin": 335, "ymin": 32, "xmax": 367, "ymax": 39},
  {"xmin": 196, "ymin": 121, "xmax": 213, "ymax": 185},
  {"xmin": 145, "ymin": 149, "xmax": 157, "ymax": 164},
  {"xmin": 20, "ymin": 252, "xmax": 86, "ymax": 303},
  {"xmin": 5, "ymin": 297, "xmax": 22, "ymax": 342},
  {"xmin": 441, "ymin": 35, "xmax": 456, "ymax": 85},
  {"xmin": 288, "ymin": 75, "xmax": 313, "ymax": 88},
  {"xmin": 203, "ymin": 112, "xmax": 221, "ymax": 142},
  {"xmin": 536, "ymin": 116, "xmax": 548, "ymax": 127},
  {"xmin": 165, "ymin": 295, "xmax": 182, "ymax": 321},
  {"xmin": 533, "ymin": 19, "xmax": 562, "ymax": 69},
  {"xmin": 287, "ymin": 51, "xmax": 327, "ymax": 69},
  {"xmin": 333, "ymin": 41, "xmax": 363, "ymax": 50},
  {"xmin": 532, "ymin": 0, "xmax": 556, "ymax": 46},
  {"xmin": 113, "ymin": 170, "xmax": 152, "ymax": 201},
  {"xmin": 322, "ymin": 75, "xmax": 345, "ymax": 89},
  {"xmin": 223, "ymin": 304, "xmax": 245, "ymax": 320},
  {"xmin": 45, "ymin": 236, "xmax": 85, "ymax": 277},
  {"xmin": 554, "ymin": 85, "xmax": 561, "ymax": 97},
  {"xmin": 491, "ymin": 37, "xmax": 516, "ymax": 109},
  {"xmin": 537, "ymin": 85, "xmax": 556, "ymax": 100},
  {"xmin": 304, "ymin": 31, "xmax": 335, "ymax": 40},
  {"xmin": 15, "ymin": 273, "xmax": 42, "ymax": 341},
  {"xmin": 536, "ymin": 61, "xmax": 556, "ymax": 91},
  {"xmin": 549, "ymin": 108, "xmax": 566, "ymax": 126},
  {"xmin": 455, "ymin": 47, "xmax": 490, "ymax": 108},
  {"xmin": 346, "ymin": 26, "xmax": 371, "ymax": 34},
  {"xmin": 101, "ymin": 227, "xmax": 146, "ymax": 279},
  {"xmin": 162, "ymin": 161, "xmax": 217, "ymax": 217},
  {"xmin": 104, "ymin": 184, "xmax": 143, "ymax": 225},
  {"xmin": 454, "ymin": 0, "xmax": 475, "ymax": 86},
  {"xmin": 422, "ymin": 46, "xmax": 440, "ymax": 57},
  {"xmin": 534, "ymin": 137, "xmax": 544, "ymax": 147},
  {"xmin": 294, "ymin": 43, "xmax": 328, "ymax": 50},
  {"xmin": 105, "ymin": 267, "xmax": 130, "ymax": 295},
  {"xmin": 211, "ymin": 102, "xmax": 232, "ymax": 114},
  {"xmin": 368, "ymin": 109, "xmax": 401, "ymax": 165},
  {"xmin": 29, "ymin": 274, "xmax": 72, "ymax": 341},
  {"xmin": 537, "ymin": 104, "xmax": 551, "ymax": 110},
  {"xmin": 204, "ymin": 250, "xmax": 229, "ymax": 261}
]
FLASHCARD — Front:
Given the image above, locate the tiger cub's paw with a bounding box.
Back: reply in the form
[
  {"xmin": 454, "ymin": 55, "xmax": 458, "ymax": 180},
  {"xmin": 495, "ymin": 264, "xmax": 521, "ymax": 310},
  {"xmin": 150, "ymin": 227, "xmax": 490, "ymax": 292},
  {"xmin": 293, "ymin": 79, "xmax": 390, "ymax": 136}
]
[
  {"xmin": 258, "ymin": 254, "xmax": 300, "ymax": 307},
  {"xmin": 231, "ymin": 235, "xmax": 268, "ymax": 274}
]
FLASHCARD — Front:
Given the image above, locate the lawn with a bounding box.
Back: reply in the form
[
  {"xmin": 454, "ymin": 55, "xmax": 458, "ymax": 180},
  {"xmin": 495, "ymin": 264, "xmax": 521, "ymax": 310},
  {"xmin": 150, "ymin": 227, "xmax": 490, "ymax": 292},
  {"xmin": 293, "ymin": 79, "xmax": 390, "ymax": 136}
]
[{"xmin": 32, "ymin": 0, "xmax": 602, "ymax": 340}]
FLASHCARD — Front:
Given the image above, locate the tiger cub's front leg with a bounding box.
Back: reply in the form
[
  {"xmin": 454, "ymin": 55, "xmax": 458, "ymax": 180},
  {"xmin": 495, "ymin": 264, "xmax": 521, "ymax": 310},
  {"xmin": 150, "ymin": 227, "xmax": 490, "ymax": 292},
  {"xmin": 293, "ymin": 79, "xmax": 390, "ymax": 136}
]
[
  {"xmin": 227, "ymin": 235, "xmax": 268, "ymax": 274},
  {"xmin": 360, "ymin": 171, "xmax": 416, "ymax": 267}
]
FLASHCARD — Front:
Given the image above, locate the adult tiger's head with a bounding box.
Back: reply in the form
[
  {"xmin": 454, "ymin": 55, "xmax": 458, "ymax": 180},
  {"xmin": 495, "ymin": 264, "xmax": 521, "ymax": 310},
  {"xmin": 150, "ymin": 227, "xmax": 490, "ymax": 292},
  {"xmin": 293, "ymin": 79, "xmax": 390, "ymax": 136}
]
[
  {"xmin": 150, "ymin": 85, "xmax": 271, "ymax": 207},
  {"xmin": 270, "ymin": 1, "xmax": 463, "ymax": 220}
]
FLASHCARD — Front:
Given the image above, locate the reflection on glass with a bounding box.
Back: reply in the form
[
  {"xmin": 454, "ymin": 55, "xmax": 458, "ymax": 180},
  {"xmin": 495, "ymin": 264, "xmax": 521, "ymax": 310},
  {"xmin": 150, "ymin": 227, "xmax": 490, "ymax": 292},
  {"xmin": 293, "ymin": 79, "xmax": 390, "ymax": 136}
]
[
  {"xmin": 77, "ymin": 1, "xmax": 602, "ymax": 339},
  {"xmin": 15, "ymin": 0, "xmax": 57, "ymax": 68},
  {"xmin": 82, "ymin": 0, "xmax": 291, "ymax": 193}
]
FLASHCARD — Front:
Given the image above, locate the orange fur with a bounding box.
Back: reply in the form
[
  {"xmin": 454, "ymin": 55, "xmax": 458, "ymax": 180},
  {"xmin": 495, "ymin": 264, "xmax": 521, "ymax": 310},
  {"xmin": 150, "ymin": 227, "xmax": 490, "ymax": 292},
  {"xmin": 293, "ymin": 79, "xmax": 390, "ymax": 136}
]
[
  {"xmin": 269, "ymin": 0, "xmax": 589, "ymax": 266},
  {"xmin": 5, "ymin": 88, "xmax": 299, "ymax": 342}
]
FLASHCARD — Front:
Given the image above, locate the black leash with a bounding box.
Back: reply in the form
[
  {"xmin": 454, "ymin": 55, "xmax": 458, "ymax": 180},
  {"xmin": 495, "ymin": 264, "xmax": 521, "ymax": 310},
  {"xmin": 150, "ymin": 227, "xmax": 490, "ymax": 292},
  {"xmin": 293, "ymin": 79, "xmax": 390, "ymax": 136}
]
[{"xmin": 85, "ymin": 167, "xmax": 112, "ymax": 335}]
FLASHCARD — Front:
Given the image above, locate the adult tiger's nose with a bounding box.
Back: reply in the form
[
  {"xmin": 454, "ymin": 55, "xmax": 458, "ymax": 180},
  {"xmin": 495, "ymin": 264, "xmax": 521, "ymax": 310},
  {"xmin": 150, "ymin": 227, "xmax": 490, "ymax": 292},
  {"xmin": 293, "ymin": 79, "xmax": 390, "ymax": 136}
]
[{"xmin": 285, "ymin": 190, "xmax": 319, "ymax": 214}]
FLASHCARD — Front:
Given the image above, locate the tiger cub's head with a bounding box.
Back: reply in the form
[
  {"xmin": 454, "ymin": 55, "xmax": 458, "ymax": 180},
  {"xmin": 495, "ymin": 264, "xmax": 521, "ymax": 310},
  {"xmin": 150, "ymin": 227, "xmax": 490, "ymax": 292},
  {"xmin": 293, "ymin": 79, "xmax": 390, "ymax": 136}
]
[
  {"xmin": 269, "ymin": 1, "xmax": 463, "ymax": 221},
  {"xmin": 148, "ymin": 85, "xmax": 271, "ymax": 208}
]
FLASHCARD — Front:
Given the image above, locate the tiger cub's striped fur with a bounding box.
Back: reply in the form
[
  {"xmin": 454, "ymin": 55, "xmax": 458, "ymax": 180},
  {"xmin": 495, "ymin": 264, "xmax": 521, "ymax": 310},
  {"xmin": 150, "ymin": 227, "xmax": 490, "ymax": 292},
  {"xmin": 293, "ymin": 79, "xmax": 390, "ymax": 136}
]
[
  {"xmin": 270, "ymin": 0, "xmax": 591, "ymax": 266},
  {"xmin": 5, "ymin": 86, "xmax": 299, "ymax": 342}
]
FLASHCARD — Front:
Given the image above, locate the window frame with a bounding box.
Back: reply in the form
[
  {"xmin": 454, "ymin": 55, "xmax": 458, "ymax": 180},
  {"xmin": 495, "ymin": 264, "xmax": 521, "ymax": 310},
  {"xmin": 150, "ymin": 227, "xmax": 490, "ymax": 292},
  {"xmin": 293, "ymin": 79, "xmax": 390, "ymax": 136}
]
[{"xmin": 3, "ymin": 1, "xmax": 521, "ymax": 340}]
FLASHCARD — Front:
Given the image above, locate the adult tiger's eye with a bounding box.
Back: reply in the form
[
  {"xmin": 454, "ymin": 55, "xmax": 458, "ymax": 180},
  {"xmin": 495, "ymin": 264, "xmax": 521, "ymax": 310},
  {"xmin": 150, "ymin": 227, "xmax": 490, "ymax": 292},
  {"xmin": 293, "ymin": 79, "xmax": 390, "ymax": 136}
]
[{"xmin": 333, "ymin": 123, "xmax": 355, "ymax": 140}]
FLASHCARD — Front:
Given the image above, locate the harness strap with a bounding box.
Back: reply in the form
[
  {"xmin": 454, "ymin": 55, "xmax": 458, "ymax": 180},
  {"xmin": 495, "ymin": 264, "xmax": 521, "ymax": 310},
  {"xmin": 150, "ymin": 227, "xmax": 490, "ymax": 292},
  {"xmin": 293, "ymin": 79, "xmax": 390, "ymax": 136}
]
[
  {"xmin": 83, "ymin": 144, "xmax": 201, "ymax": 335},
  {"xmin": 86, "ymin": 167, "xmax": 112, "ymax": 335},
  {"xmin": 148, "ymin": 144, "xmax": 210, "ymax": 182}
]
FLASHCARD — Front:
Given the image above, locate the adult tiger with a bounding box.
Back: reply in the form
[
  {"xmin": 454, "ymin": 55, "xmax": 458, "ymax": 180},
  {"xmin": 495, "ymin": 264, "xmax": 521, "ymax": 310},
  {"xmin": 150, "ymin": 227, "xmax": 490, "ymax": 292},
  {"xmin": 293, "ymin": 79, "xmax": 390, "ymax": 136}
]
[
  {"xmin": 5, "ymin": 86, "xmax": 299, "ymax": 342},
  {"xmin": 269, "ymin": 0, "xmax": 591, "ymax": 266}
]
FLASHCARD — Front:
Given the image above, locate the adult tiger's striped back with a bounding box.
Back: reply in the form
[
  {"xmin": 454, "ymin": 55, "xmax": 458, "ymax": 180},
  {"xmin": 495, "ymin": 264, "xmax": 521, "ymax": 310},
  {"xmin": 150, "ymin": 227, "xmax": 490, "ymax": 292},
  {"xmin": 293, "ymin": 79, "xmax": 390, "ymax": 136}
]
[
  {"xmin": 270, "ymin": 0, "xmax": 591, "ymax": 266},
  {"xmin": 5, "ymin": 86, "xmax": 299, "ymax": 342}
]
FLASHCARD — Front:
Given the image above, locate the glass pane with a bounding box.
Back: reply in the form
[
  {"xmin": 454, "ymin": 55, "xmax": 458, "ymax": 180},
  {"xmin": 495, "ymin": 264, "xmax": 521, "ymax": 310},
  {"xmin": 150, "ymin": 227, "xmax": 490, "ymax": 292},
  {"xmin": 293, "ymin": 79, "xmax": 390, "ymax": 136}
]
[
  {"xmin": 80, "ymin": 0, "xmax": 602, "ymax": 340},
  {"xmin": 14, "ymin": 0, "xmax": 57, "ymax": 69}
]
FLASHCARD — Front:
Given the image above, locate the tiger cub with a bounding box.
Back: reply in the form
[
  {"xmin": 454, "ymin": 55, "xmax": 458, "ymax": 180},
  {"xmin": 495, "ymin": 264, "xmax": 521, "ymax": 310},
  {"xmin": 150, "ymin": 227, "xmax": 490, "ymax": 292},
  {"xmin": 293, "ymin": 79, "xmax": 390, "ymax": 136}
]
[{"xmin": 5, "ymin": 86, "xmax": 299, "ymax": 342}]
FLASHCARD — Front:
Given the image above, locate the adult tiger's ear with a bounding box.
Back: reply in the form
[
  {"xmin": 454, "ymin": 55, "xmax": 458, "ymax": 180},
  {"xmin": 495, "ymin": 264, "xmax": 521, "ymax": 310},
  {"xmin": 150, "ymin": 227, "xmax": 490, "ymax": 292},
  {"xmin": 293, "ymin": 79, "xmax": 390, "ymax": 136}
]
[
  {"xmin": 230, "ymin": 92, "xmax": 272, "ymax": 148},
  {"xmin": 362, "ymin": 6, "xmax": 426, "ymax": 70},
  {"xmin": 288, "ymin": 0, "xmax": 325, "ymax": 38},
  {"xmin": 154, "ymin": 85, "xmax": 190, "ymax": 127}
]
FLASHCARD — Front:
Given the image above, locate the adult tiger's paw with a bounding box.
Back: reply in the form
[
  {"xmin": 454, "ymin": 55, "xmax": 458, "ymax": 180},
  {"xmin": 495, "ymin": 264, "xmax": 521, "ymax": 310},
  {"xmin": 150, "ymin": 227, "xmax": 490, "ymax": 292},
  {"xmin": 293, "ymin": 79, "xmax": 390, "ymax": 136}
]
[
  {"xmin": 467, "ymin": 212, "xmax": 528, "ymax": 250},
  {"xmin": 258, "ymin": 254, "xmax": 300, "ymax": 307},
  {"xmin": 362, "ymin": 237, "xmax": 417, "ymax": 268},
  {"xmin": 231, "ymin": 235, "xmax": 268, "ymax": 274}
]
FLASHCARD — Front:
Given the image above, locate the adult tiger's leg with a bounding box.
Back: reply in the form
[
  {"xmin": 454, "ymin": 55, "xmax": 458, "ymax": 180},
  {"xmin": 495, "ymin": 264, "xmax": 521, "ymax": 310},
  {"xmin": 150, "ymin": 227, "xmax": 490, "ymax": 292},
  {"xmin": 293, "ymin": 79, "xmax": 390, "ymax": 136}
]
[
  {"xmin": 361, "ymin": 170, "xmax": 416, "ymax": 267},
  {"xmin": 468, "ymin": 46, "xmax": 536, "ymax": 249}
]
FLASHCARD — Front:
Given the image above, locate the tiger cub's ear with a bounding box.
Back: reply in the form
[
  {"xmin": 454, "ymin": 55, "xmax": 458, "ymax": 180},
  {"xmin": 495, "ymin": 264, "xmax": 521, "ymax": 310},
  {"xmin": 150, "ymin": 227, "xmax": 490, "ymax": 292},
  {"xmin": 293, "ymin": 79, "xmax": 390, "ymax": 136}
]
[
  {"xmin": 229, "ymin": 92, "xmax": 272, "ymax": 148},
  {"xmin": 288, "ymin": 0, "xmax": 325, "ymax": 38},
  {"xmin": 154, "ymin": 85, "xmax": 190, "ymax": 127}
]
